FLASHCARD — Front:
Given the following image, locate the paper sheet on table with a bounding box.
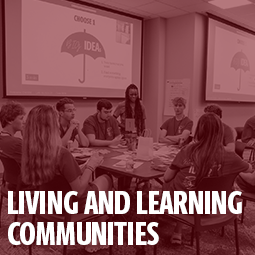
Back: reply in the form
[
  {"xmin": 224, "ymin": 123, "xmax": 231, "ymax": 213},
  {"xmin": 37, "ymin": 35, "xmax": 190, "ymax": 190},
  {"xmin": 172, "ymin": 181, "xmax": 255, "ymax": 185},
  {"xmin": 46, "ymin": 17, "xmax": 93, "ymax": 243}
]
[
  {"xmin": 113, "ymin": 160, "xmax": 144, "ymax": 169},
  {"xmin": 133, "ymin": 162, "xmax": 144, "ymax": 168},
  {"xmin": 72, "ymin": 148, "xmax": 92, "ymax": 158},
  {"xmin": 72, "ymin": 153, "xmax": 91, "ymax": 158},
  {"xmin": 112, "ymin": 154, "xmax": 131, "ymax": 160},
  {"xmin": 153, "ymin": 146, "xmax": 179, "ymax": 156}
]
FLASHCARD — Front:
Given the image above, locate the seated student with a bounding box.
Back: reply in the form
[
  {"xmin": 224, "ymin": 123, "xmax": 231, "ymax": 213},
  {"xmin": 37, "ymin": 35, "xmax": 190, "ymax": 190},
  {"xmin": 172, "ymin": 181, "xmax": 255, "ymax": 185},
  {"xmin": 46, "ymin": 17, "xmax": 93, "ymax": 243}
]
[
  {"xmin": 82, "ymin": 99, "xmax": 122, "ymax": 147},
  {"xmin": 159, "ymin": 97, "xmax": 193, "ymax": 145},
  {"xmin": 242, "ymin": 115, "xmax": 255, "ymax": 147},
  {"xmin": 204, "ymin": 104, "xmax": 235, "ymax": 152},
  {"xmin": 113, "ymin": 84, "xmax": 146, "ymax": 136},
  {"xmin": 56, "ymin": 98, "xmax": 89, "ymax": 148},
  {"xmin": 163, "ymin": 113, "xmax": 253, "ymax": 244},
  {"xmin": 21, "ymin": 105, "xmax": 111, "ymax": 253},
  {"xmin": 0, "ymin": 101, "xmax": 25, "ymax": 164}
]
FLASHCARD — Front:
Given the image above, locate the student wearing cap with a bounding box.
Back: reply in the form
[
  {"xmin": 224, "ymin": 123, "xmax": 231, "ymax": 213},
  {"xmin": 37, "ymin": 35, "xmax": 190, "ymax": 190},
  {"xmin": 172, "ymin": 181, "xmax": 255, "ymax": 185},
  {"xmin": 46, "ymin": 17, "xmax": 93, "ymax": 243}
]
[
  {"xmin": 204, "ymin": 104, "xmax": 235, "ymax": 152},
  {"xmin": 159, "ymin": 97, "xmax": 193, "ymax": 145}
]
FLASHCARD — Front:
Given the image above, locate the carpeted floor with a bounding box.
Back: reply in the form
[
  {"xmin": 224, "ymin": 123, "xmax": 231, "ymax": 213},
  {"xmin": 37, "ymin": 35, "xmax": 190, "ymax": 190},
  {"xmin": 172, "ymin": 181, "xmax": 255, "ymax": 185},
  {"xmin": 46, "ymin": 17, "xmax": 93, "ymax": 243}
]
[{"xmin": 0, "ymin": 177, "xmax": 255, "ymax": 255}]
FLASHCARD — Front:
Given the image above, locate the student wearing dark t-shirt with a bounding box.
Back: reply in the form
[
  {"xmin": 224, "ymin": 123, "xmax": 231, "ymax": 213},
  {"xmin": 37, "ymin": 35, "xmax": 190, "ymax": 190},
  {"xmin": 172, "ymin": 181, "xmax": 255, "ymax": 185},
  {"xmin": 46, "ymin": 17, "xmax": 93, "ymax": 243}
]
[
  {"xmin": 159, "ymin": 97, "xmax": 193, "ymax": 145},
  {"xmin": 113, "ymin": 84, "xmax": 148, "ymax": 191},
  {"xmin": 82, "ymin": 99, "xmax": 121, "ymax": 147},
  {"xmin": 0, "ymin": 102, "xmax": 31, "ymax": 191},
  {"xmin": 242, "ymin": 115, "xmax": 255, "ymax": 147},
  {"xmin": 204, "ymin": 104, "xmax": 235, "ymax": 152},
  {"xmin": 113, "ymin": 84, "xmax": 146, "ymax": 136},
  {"xmin": 21, "ymin": 105, "xmax": 111, "ymax": 253},
  {"xmin": 163, "ymin": 113, "xmax": 253, "ymax": 244},
  {"xmin": 56, "ymin": 98, "xmax": 89, "ymax": 148},
  {"xmin": 0, "ymin": 101, "xmax": 26, "ymax": 164}
]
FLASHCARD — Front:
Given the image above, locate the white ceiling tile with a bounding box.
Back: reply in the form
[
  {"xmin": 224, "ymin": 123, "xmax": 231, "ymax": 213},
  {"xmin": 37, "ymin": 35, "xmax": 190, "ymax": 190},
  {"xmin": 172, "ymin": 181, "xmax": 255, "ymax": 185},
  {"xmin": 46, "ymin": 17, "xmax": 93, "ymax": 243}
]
[
  {"xmin": 207, "ymin": 0, "xmax": 252, "ymax": 9},
  {"xmin": 108, "ymin": 0, "xmax": 154, "ymax": 8},
  {"xmin": 159, "ymin": 8, "xmax": 188, "ymax": 18},
  {"xmin": 180, "ymin": 2, "xmax": 218, "ymax": 12},
  {"xmin": 225, "ymin": 4, "xmax": 255, "ymax": 15},
  {"xmin": 136, "ymin": 2, "xmax": 176, "ymax": 14},
  {"xmin": 128, "ymin": 8, "xmax": 153, "ymax": 17},
  {"xmin": 103, "ymin": 0, "xmax": 131, "ymax": 10},
  {"xmin": 158, "ymin": 0, "xmax": 205, "ymax": 8},
  {"xmin": 145, "ymin": 14, "xmax": 161, "ymax": 19},
  {"xmin": 78, "ymin": 0, "xmax": 255, "ymax": 31}
]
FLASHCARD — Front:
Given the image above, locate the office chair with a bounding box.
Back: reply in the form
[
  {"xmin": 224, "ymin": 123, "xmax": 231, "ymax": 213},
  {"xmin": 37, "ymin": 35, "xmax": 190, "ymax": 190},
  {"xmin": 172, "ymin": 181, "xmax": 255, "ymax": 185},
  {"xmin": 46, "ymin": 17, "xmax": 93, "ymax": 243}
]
[
  {"xmin": 0, "ymin": 150, "xmax": 22, "ymax": 228},
  {"xmin": 163, "ymin": 173, "xmax": 240, "ymax": 255}
]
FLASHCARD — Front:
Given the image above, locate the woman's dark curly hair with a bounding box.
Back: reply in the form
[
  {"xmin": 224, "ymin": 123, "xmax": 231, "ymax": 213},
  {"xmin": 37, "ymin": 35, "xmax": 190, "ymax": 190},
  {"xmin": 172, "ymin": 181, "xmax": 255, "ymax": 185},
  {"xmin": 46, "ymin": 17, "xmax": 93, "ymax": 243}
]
[{"xmin": 125, "ymin": 84, "xmax": 144, "ymax": 135}]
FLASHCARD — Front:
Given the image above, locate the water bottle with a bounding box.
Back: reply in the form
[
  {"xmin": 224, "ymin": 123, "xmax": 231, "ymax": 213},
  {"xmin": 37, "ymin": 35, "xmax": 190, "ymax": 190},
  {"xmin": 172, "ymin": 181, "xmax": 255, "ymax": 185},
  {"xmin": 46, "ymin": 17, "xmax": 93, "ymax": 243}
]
[
  {"xmin": 130, "ymin": 130, "xmax": 137, "ymax": 151},
  {"xmin": 126, "ymin": 156, "xmax": 134, "ymax": 171},
  {"xmin": 67, "ymin": 140, "xmax": 73, "ymax": 151}
]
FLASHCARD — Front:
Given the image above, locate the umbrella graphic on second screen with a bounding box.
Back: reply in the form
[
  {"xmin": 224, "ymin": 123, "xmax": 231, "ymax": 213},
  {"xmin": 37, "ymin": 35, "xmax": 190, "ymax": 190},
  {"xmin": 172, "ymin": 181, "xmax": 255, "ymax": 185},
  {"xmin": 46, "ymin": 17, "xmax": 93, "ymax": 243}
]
[
  {"xmin": 61, "ymin": 29, "xmax": 106, "ymax": 83},
  {"xmin": 230, "ymin": 51, "xmax": 250, "ymax": 91}
]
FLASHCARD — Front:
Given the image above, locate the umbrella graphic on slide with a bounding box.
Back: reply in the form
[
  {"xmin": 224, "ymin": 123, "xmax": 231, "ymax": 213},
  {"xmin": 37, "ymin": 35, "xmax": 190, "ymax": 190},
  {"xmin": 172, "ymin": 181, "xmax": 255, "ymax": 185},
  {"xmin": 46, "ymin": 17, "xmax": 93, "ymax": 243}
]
[
  {"xmin": 61, "ymin": 29, "xmax": 106, "ymax": 83},
  {"xmin": 230, "ymin": 51, "xmax": 250, "ymax": 90}
]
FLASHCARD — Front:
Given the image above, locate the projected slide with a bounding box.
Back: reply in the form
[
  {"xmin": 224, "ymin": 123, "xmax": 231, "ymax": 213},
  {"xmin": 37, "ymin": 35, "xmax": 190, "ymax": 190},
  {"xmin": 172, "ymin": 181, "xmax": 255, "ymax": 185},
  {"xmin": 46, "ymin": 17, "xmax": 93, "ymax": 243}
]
[
  {"xmin": 213, "ymin": 27, "xmax": 255, "ymax": 94},
  {"xmin": 4, "ymin": 0, "xmax": 142, "ymax": 97},
  {"xmin": 206, "ymin": 18, "xmax": 255, "ymax": 102},
  {"xmin": 22, "ymin": 0, "xmax": 132, "ymax": 89}
]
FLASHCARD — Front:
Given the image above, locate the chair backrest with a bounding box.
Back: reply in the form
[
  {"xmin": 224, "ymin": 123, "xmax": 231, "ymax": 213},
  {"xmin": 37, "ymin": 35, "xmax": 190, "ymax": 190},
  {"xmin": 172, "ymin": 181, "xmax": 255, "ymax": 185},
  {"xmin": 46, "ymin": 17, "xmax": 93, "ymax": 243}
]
[
  {"xmin": 38, "ymin": 174, "xmax": 73, "ymax": 216},
  {"xmin": 193, "ymin": 173, "xmax": 239, "ymax": 229},
  {"xmin": 194, "ymin": 173, "xmax": 238, "ymax": 215},
  {"xmin": 0, "ymin": 150, "xmax": 21, "ymax": 185},
  {"xmin": 235, "ymin": 127, "xmax": 244, "ymax": 141},
  {"xmin": 39, "ymin": 174, "xmax": 71, "ymax": 195},
  {"xmin": 241, "ymin": 192, "xmax": 255, "ymax": 202},
  {"xmin": 196, "ymin": 173, "xmax": 238, "ymax": 194}
]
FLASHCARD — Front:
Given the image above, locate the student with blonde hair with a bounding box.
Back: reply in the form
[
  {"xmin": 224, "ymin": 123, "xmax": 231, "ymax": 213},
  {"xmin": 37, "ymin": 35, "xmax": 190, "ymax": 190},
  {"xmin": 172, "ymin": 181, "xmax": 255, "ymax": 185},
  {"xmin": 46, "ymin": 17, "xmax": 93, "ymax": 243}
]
[
  {"xmin": 159, "ymin": 97, "xmax": 193, "ymax": 145},
  {"xmin": 21, "ymin": 105, "xmax": 111, "ymax": 252}
]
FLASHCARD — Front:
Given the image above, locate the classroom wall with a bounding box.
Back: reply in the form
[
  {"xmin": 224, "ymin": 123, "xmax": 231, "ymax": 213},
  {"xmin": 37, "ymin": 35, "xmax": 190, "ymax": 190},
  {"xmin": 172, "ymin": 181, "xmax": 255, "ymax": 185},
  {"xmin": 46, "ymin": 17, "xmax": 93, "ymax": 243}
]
[
  {"xmin": 165, "ymin": 13, "xmax": 198, "ymax": 127},
  {"xmin": 163, "ymin": 13, "xmax": 255, "ymax": 131},
  {"xmin": 143, "ymin": 18, "xmax": 166, "ymax": 140},
  {"xmin": 1, "ymin": 4, "xmax": 255, "ymax": 143},
  {"xmin": 165, "ymin": 13, "xmax": 208, "ymax": 130},
  {"xmin": 142, "ymin": 12, "xmax": 255, "ymax": 139}
]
